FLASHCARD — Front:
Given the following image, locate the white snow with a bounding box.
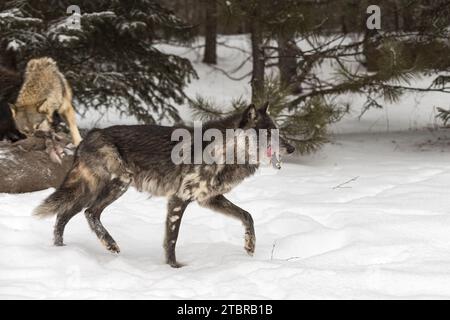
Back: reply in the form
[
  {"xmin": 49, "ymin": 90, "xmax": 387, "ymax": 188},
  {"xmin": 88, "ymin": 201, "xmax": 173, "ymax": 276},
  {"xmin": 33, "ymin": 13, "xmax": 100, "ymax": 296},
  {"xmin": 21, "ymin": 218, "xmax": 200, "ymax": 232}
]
[
  {"xmin": 2, "ymin": 35, "xmax": 450, "ymax": 299},
  {"xmin": 0, "ymin": 150, "xmax": 14, "ymax": 161},
  {"xmin": 6, "ymin": 40, "xmax": 21, "ymax": 51},
  {"xmin": 57, "ymin": 35, "xmax": 79, "ymax": 43},
  {"xmin": 0, "ymin": 9, "xmax": 42, "ymax": 25}
]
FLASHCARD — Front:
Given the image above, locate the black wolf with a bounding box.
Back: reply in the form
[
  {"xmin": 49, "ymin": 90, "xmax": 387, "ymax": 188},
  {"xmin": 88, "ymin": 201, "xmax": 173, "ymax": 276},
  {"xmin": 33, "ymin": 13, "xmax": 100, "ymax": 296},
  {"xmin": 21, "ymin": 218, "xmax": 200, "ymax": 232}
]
[
  {"xmin": 34, "ymin": 102, "xmax": 295, "ymax": 267},
  {"xmin": 0, "ymin": 65, "xmax": 27, "ymax": 142}
]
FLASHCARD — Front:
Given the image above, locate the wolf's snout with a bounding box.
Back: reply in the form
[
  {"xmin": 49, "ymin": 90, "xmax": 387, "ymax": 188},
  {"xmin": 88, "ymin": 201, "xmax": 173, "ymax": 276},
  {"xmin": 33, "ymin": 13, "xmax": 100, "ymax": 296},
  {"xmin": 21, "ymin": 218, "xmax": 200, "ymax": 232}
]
[{"xmin": 279, "ymin": 139, "xmax": 295, "ymax": 155}]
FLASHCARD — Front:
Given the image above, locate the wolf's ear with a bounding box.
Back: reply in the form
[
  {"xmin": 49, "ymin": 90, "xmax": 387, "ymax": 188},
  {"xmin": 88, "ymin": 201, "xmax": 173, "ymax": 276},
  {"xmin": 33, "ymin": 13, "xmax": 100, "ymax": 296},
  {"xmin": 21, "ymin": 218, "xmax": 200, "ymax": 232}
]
[
  {"xmin": 239, "ymin": 104, "xmax": 258, "ymax": 128},
  {"xmin": 245, "ymin": 104, "xmax": 258, "ymax": 121},
  {"xmin": 259, "ymin": 101, "xmax": 270, "ymax": 114}
]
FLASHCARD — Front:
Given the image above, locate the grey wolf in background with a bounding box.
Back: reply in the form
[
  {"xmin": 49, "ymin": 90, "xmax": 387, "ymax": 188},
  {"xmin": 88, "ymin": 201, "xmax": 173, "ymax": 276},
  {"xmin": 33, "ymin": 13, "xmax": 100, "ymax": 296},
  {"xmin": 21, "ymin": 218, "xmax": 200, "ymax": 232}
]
[
  {"xmin": 34, "ymin": 102, "xmax": 295, "ymax": 268},
  {"xmin": 10, "ymin": 57, "xmax": 82, "ymax": 145}
]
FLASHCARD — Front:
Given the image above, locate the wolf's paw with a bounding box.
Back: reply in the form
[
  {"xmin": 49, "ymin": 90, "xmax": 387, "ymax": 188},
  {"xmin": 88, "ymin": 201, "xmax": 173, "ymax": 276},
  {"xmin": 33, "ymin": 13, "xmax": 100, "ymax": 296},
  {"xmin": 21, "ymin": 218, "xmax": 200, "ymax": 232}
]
[
  {"xmin": 167, "ymin": 257, "xmax": 185, "ymax": 268},
  {"xmin": 169, "ymin": 261, "xmax": 186, "ymax": 268},
  {"xmin": 104, "ymin": 241, "xmax": 121, "ymax": 254},
  {"xmin": 244, "ymin": 232, "xmax": 256, "ymax": 256},
  {"xmin": 54, "ymin": 236, "xmax": 65, "ymax": 247}
]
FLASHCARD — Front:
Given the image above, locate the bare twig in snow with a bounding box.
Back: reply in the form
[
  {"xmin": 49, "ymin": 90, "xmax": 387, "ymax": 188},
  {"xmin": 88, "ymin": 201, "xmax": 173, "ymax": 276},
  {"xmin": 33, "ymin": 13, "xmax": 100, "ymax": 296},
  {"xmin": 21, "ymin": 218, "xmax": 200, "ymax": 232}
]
[{"xmin": 332, "ymin": 176, "xmax": 360, "ymax": 190}]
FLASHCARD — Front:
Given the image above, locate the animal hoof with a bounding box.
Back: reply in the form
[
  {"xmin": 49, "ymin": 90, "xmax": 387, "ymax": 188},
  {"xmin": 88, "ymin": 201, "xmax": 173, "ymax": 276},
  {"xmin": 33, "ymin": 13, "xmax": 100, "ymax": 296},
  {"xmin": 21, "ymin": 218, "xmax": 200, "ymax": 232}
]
[{"xmin": 244, "ymin": 233, "xmax": 256, "ymax": 256}]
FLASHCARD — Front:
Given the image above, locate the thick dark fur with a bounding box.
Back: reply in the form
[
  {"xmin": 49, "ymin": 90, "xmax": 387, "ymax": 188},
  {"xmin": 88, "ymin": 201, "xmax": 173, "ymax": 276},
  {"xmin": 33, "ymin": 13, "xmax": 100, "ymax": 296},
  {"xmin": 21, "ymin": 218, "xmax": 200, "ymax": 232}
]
[
  {"xmin": 34, "ymin": 103, "xmax": 295, "ymax": 267},
  {"xmin": 0, "ymin": 65, "xmax": 27, "ymax": 142}
]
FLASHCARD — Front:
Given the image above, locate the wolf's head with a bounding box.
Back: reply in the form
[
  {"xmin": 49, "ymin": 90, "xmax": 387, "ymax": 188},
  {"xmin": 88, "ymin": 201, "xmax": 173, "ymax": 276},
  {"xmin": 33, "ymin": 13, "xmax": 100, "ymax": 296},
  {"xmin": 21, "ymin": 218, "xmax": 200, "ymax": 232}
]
[
  {"xmin": 238, "ymin": 102, "xmax": 295, "ymax": 157},
  {"xmin": 12, "ymin": 106, "xmax": 47, "ymax": 133}
]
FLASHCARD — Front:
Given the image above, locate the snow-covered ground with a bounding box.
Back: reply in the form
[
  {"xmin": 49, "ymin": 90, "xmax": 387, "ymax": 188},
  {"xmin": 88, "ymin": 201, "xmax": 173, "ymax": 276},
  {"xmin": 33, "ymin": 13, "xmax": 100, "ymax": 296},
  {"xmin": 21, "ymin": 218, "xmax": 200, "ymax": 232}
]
[{"xmin": 1, "ymin": 36, "xmax": 450, "ymax": 299}]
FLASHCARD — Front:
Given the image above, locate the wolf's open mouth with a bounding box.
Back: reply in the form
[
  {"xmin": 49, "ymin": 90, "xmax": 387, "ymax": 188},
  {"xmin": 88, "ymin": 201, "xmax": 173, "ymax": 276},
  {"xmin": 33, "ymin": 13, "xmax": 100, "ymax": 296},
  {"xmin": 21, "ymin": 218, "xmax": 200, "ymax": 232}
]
[{"xmin": 267, "ymin": 146, "xmax": 281, "ymax": 169}]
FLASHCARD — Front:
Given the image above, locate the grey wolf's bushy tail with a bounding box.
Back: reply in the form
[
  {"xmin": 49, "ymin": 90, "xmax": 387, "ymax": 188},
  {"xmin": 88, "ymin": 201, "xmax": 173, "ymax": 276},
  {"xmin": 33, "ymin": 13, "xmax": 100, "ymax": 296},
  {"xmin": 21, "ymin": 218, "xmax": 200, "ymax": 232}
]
[{"xmin": 33, "ymin": 163, "xmax": 92, "ymax": 218}]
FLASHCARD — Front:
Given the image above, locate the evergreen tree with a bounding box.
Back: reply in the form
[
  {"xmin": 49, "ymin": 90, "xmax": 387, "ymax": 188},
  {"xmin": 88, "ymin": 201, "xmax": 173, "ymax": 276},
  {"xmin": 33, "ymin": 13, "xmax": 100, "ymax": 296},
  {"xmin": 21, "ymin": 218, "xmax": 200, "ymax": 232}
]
[
  {"xmin": 0, "ymin": 0, "xmax": 197, "ymax": 124},
  {"xmin": 191, "ymin": 0, "xmax": 450, "ymax": 153}
]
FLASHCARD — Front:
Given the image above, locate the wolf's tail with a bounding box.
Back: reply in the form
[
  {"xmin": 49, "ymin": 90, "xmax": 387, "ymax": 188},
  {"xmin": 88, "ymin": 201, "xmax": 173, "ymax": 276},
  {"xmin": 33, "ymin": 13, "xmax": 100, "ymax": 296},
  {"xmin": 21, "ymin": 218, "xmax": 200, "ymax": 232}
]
[{"xmin": 33, "ymin": 162, "xmax": 94, "ymax": 218}]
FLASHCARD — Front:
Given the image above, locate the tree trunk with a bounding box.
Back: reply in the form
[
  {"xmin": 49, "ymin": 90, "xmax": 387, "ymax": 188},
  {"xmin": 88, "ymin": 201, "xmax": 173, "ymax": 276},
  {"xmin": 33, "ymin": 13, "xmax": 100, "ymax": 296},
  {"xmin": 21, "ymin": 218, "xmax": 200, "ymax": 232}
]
[
  {"xmin": 203, "ymin": 0, "xmax": 218, "ymax": 64},
  {"xmin": 394, "ymin": 0, "xmax": 404, "ymax": 31},
  {"xmin": 277, "ymin": 32, "xmax": 299, "ymax": 92},
  {"xmin": 249, "ymin": 6, "xmax": 264, "ymax": 103},
  {"xmin": 0, "ymin": 136, "xmax": 73, "ymax": 193},
  {"xmin": 184, "ymin": 0, "xmax": 190, "ymax": 21},
  {"xmin": 362, "ymin": 7, "xmax": 383, "ymax": 72}
]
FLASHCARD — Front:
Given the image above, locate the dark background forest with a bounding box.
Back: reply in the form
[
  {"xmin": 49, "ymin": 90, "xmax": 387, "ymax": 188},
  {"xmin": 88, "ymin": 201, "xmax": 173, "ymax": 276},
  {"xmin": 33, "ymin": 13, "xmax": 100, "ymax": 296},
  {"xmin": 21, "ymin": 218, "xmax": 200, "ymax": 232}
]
[{"xmin": 0, "ymin": 0, "xmax": 449, "ymax": 152}]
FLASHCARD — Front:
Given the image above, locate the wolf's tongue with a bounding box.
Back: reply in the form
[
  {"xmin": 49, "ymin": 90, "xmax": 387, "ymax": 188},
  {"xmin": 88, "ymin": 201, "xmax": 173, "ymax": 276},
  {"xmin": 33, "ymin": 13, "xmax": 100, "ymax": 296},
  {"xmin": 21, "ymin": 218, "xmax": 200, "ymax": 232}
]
[{"xmin": 267, "ymin": 146, "xmax": 272, "ymax": 157}]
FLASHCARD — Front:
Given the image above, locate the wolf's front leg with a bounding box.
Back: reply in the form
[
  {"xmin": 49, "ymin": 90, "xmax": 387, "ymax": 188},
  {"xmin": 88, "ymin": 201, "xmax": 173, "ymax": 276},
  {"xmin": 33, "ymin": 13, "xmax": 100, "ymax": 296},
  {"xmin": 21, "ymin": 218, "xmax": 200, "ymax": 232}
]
[
  {"xmin": 164, "ymin": 196, "xmax": 190, "ymax": 268},
  {"xmin": 200, "ymin": 195, "xmax": 256, "ymax": 256}
]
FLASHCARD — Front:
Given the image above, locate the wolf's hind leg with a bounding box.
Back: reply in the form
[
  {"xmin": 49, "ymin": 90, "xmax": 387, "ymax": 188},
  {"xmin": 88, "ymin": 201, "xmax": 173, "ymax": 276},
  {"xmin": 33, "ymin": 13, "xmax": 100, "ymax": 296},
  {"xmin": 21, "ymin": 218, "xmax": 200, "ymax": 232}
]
[
  {"xmin": 54, "ymin": 203, "xmax": 85, "ymax": 246},
  {"xmin": 164, "ymin": 196, "xmax": 190, "ymax": 268},
  {"xmin": 85, "ymin": 176, "xmax": 131, "ymax": 254},
  {"xmin": 50, "ymin": 166, "xmax": 96, "ymax": 246},
  {"xmin": 199, "ymin": 195, "xmax": 255, "ymax": 256}
]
